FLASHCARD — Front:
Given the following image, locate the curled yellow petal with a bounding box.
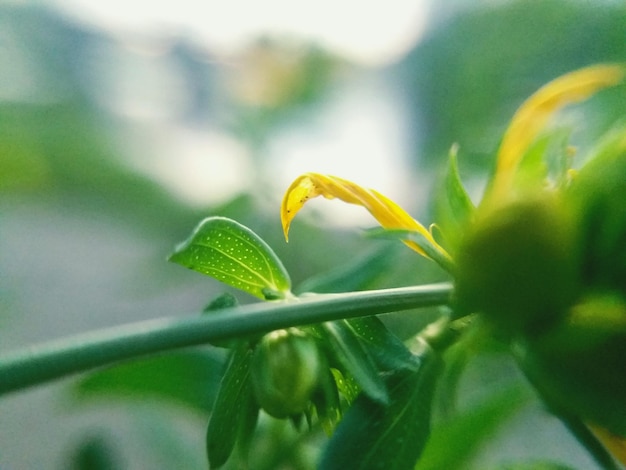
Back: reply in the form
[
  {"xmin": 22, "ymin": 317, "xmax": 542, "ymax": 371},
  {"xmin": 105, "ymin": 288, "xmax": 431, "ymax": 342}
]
[
  {"xmin": 281, "ymin": 172, "xmax": 450, "ymax": 262},
  {"xmin": 488, "ymin": 63, "xmax": 625, "ymax": 204}
]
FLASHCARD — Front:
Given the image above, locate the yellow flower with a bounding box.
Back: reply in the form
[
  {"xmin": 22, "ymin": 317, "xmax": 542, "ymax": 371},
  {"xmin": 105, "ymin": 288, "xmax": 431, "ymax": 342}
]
[
  {"xmin": 486, "ymin": 63, "xmax": 625, "ymax": 205},
  {"xmin": 279, "ymin": 66, "xmax": 624, "ymax": 274},
  {"xmin": 280, "ymin": 63, "xmax": 626, "ymax": 465},
  {"xmin": 280, "ymin": 172, "xmax": 452, "ymax": 268},
  {"xmin": 281, "ymin": 65, "xmax": 624, "ymax": 265}
]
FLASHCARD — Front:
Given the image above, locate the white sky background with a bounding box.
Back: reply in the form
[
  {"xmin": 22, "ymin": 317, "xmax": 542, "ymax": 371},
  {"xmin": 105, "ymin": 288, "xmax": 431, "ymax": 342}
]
[
  {"xmin": 49, "ymin": 0, "xmax": 433, "ymax": 224},
  {"xmin": 51, "ymin": 0, "xmax": 431, "ymax": 65}
]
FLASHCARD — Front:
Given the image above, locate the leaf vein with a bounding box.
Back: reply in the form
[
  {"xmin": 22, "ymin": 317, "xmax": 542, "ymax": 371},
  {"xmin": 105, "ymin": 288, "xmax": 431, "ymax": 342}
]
[{"xmin": 193, "ymin": 241, "xmax": 277, "ymax": 289}]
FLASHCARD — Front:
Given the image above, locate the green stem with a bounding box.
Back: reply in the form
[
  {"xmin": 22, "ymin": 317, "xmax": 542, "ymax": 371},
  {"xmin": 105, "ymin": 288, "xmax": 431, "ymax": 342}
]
[{"xmin": 0, "ymin": 283, "xmax": 452, "ymax": 396}]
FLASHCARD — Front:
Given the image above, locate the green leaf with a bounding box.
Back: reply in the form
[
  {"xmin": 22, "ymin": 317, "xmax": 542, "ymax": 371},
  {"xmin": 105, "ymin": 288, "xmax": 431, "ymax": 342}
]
[
  {"xmin": 511, "ymin": 128, "xmax": 578, "ymax": 193},
  {"xmin": 320, "ymin": 320, "xmax": 389, "ymax": 405},
  {"xmin": 567, "ymin": 126, "xmax": 626, "ymax": 295},
  {"xmin": 296, "ymin": 246, "xmax": 394, "ymax": 294},
  {"xmin": 206, "ymin": 344, "xmax": 258, "ymax": 469},
  {"xmin": 73, "ymin": 350, "xmax": 226, "ymax": 414},
  {"xmin": 312, "ymin": 366, "xmax": 343, "ymax": 433},
  {"xmin": 346, "ymin": 316, "xmax": 417, "ymax": 372},
  {"xmin": 434, "ymin": 319, "xmax": 509, "ymax": 421},
  {"xmin": 330, "ymin": 368, "xmax": 359, "ymax": 404},
  {"xmin": 365, "ymin": 228, "xmax": 456, "ymax": 275},
  {"xmin": 444, "ymin": 147, "xmax": 475, "ymax": 229},
  {"xmin": 169, "ymin": 217, "xmax": 292, "ymax": 300},
  {"xmin": 319, "ymin": 346, "xmax": 442, "ymax": 470},
  {"xmin": 415, "ymin": 385, "xmax": 529, "ymax": 470},
  {"xmin": 433, "ymin": 146, "xmax": 476, "ymax": 254},
  {"xmin": 204, "ymin": 292, "xmax": 239, "ymax": 312},
  {"xmin": 512, "ymin": 133, "xmax": 550, "ymax": 192},
  {"xmin": 233, "ymin": 384, "xmax": 260, "ymax": 464},
  {"xmin": 514, "ymin": 292, "xmax": 626, "ymax": 437}
]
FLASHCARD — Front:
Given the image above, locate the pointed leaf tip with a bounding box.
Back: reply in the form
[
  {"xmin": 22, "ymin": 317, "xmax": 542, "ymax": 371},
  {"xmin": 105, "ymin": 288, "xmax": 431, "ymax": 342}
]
[{"xmin": 444, "ymin": 148, "xmax": 475, "ymax": 228}]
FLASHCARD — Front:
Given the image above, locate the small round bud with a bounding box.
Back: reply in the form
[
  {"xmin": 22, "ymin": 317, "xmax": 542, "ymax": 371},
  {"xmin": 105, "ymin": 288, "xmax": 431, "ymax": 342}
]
[{"xmin": 250, "ymin": 329, "xmax": 322, "ymax": 418}]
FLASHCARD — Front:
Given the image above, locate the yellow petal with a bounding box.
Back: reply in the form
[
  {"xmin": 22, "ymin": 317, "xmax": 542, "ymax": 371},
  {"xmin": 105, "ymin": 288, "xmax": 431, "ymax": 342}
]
[
  {"xmin": 588, "ymin": 424, "xmax": 626, "ymax": 467},
  {"xmin": 281, "ymin": 172, "xmax": 450, "ymax": 261},
  {"xmin": 488, "ymin": 63, "xmax": 625, "ymax": 204}
]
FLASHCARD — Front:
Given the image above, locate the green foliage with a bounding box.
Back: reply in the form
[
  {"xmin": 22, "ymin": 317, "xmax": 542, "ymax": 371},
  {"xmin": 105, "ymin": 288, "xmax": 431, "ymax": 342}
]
[
  {"xmin": 320, "ymin": 341, "xmax": 441, "ymax": 470},
  {"xmin": 206, "ymin": 343, "xmax": 257, "ymax": 469},
  {"xmin": 567, "ymin": 126, "xmax": 626, "ymax": 295},
  {"xmin": 67, "ymin": 147, "xmax": 626, "ymax": 468},
  {"xmin": 444, "ymin": 148, "xmax": 476, "ymax": 226},
  {"xmin": 74, "ymin": 350, "xmax": 226, "ymax": 413},
  {"xmin": 169, "ymin": 217, "xmax": 292, "ymax": 300},
  {"xmin": 516, "ymin": 293, "xmax": 626, "ymax": 436},
  {"xmin": 415, "ymin": 385, "xmax": 529, "ymax": 470},
  {"xmin": 436, "ymin": 146, "xmax": 477, "ymax": 251},
  {"xmin": 345, "ymin": 316, "xmax": 417, "ymax": 372},
  {"xmin": 9, "ymin": 122, "xmax": 626, "ymax": 468},
  {"xmin": 2, "ymin": 10, "xmax": 625, "ymax": 467},
  {"xmin": 170, "ymin": 219, "xmax": 441, "ymax": 467},
  {"xmin": 316, "ymin": 320, "xmax": 389, "ymax": 405},
  {"xmin": 402, "ymin": 0, "xmax": 626, "ymax": 168}
]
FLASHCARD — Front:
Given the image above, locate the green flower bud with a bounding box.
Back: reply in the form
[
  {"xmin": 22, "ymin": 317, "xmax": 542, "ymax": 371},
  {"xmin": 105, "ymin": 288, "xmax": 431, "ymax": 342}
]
[
  {"xmin": 567, "ymin": 132, "xmax": 626, "ymax": 296},
  {"xmin": 250, "ymin": 329, "xmax": 322, "ymax": 419},
  {"xmin": 515, "ymin": 293, "xmax": 626, "ymax": 435},
  {"xmin": 454, "ymin": 195, "xmax": 580, "ymax": 335}
]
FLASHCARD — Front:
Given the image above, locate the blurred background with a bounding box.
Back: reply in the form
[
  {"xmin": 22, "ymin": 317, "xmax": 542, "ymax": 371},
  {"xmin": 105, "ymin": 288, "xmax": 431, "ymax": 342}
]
[{"xmin": 1, "ymin": 0, "xmax": 625, "ymax": 468}]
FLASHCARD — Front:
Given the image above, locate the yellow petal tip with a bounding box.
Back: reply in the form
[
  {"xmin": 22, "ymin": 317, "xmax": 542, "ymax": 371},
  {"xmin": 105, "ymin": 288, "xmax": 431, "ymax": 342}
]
[
  {"xmin": 489, "ymin": 63, "xmax": 626, "ymax": 203},
  {"xmin": 280, "ymin": 173, "xmax": 322, "ymax": 243}
]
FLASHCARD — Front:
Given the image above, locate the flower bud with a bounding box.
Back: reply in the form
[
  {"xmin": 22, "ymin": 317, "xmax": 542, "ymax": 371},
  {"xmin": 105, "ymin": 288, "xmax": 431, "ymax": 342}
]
[
  {"xmin": 567, "ymin": 134, "xmax": 626, "ymax": 296},
  {"xmin": 454, "ymin": 195, "xmax": 580, "ymax": 335},
  {"xmin": 250, "ymin": 329, "xmax": 322, "ymax": 419}
]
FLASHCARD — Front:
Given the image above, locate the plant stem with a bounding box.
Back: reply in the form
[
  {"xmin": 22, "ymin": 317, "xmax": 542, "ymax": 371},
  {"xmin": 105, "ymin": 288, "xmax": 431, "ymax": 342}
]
[{"xmin": 0, "ymin": 283, "xmax": 452, "ymax": 396}]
